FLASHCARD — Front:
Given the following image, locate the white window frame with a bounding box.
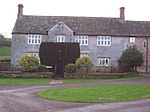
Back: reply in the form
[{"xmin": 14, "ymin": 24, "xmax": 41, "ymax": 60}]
[
  {"xmin": 80, "ymin": 53, "xmax": 89, "ymax": 57},
  {"xmin": 26, "ymin": 53, "xmax": 39, "ymax": 57},
  {"xmin": 56, "ymin": 35, "xmax": 65, "ymax": 42},
  {"xmin": 28, "ymin": 34, "xmax": 42, "ymax": 44},
  {"xmin": 97, "ymin": 36, "xmax": 111, "ymax": 46},
  {"xmin": 75, "ymin": 35, "xmax": 88, "ymax": 46},
  {"xmin": 98, "ymin": 58, "xmax": 110, "ymax": 66},
  {"xmin": 130, "ymin": 37, "xmax": 135, "ymax": 43}
]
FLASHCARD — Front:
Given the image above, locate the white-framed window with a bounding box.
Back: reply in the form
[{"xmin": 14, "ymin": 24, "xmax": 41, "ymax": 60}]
[
  {"xmin": 130, "ymin": 37, "xmax": 135, "ymax": 43},
  {"xmin": 80, "ymin": 53, "xmax": 89, "ymax": 57},
  {"xmin": 98, "ymin": 58, "xmax": 110, "ymax": 66},
  {"xmin": 57, "ymin": 35, "xmax": 65, "ymax": 42},
  {"xmin": 26, "ymin": 53, "xmax": 39, "ymax": 57},
  {"xmin": 28, "ymin": 34, "xmax": 42, "ymax": 44},
  {"xmin": 97, "ymin": 36, "xmax": 111, "ymax": 46},
  {"xmin": 75, "ymin": 35, "xmax": 88, "ymax": 45}
]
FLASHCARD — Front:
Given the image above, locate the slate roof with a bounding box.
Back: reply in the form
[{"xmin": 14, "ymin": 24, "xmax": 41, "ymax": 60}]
[{"xmin": 12, "ymin": 15, "xmax": 150, "ymax": 37}]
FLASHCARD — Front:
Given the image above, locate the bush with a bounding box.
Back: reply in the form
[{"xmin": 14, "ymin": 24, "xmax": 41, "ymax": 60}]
[
  {"xmin": 18, "ymin": 54, "xmax": 40, "ymax": 72},
  {"xmin": 75, "ymin": 56, "xmax": 94, "ymax": 73},
  {"xmin": 118, "ymin": 46, "xmax": 144, "ymax": 72},
  {"xmin": 38, "ymin": 65, "xmax": 48, "ymax": 72},
  {"xmin": 65, "ymin": 63, "xmax": 76, "ymax": 73}
]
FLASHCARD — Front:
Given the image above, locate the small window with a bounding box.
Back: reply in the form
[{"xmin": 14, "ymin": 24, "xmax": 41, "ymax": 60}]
[
  {"xmin": 97, "ymin": 36, "xmax": 111, "ymax": 46},
  {"xmin": 80, "ymin": 53, "xmax": 89, "ymax": 57},
  {"xmin": 98, "ymin": 58, "xmax": 110, "ymax": 66},
  {"xmin": 75, "ymin": 35, "xmax": 88, "ymax": 46},
  {"xmin": 28, "ymin": 34, "xmax": 42, "ymax": 44},
  {"xmin": 130, "ymin": 37, "xmax": 135, "ymax": 43},
  {"xmin": 57, "ymin": 35, "xmax": 65, "ymax": 42},
  {"xmin": 26, "ymin": 53, "xmax": 39, "ymax": 57}
]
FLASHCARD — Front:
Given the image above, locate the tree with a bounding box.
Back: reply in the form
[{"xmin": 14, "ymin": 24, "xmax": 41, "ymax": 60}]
[
  {"xmin": 118, "ymin": 46, "xmax": 144, "ymax": 71},
  {"xmin": 19, "ymin": 54, "xmax": 40, "ymax": 72},
  {"xmin": 39, "ymin": 42, "xmax": 80, "ymax": 72}
]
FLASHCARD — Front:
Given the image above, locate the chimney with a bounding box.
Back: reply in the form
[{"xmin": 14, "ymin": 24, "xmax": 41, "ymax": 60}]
[
  {"xmin": 18, "ymin": 4, "xmax": 23, "ymax": 17},
  {"xmin": 120, "ymin": 7, "xmax": 125, "ymax": 20}
]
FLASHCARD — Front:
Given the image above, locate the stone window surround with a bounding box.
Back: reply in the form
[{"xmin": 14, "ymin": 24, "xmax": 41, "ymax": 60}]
[
  {"xmin": 97, "ymin": 36, "xmax": 111, "ymax": 46},
  {"xmin": 26, "ymin": 52, "xmax": 39, "ymax": 57},
  {"xmin": 56, "ymin": 35, "xmax": 66, "ymax": 42},
  {"xmin": 75, "ymin": 35, "xmax": 88, "ymax": 46},
  {"xmin": 98, "ymin": 57, "xmax": 110, "ymax": 66},
  {"xmin": 27, "ymin": 34, "xmax": 42, "ymax": 44},
  {"xmin": 129, "ymin": 37, "xmax": 135, "ymax": 43}
]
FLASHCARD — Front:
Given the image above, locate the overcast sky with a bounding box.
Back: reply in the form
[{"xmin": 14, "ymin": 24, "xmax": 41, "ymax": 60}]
[{"xmin": 0, "ymin": 0, "xmax": 150, "ymax": 38}]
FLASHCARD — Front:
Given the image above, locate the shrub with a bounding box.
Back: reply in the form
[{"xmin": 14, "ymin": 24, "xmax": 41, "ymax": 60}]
[
  {"xmin": 38, "ymin": 65, "xmax": 48, "ymax": 72},
  {"xmin": 75, "ymin": 56, "xmax": 94, "ymax": 73},
  {"xmin": 65, "ymin": 63, "xmax": 76, "ymax": 73},
  {"xmin": 118, "ymin": 46, "xmax": 144, "ymax": 72},
  {"xmin": 18, "ymin": 54, "xmax": 40, "ymax": 72}
]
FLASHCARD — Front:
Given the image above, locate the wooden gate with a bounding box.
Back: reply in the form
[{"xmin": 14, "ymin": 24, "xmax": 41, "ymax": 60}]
[{"xmin": 54, "ymin": 59, "xmax": 64, "ymax": 79}]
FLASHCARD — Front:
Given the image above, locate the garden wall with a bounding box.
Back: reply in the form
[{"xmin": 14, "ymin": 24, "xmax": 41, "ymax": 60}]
[
  {"xmin": 0, "ymin": 72, "xmax": 132, "ymax": 79},
  {"xmin": 0, "ymin": 72, "xmax": 53, "ymax": 78},
  {"xmin": 64, "ymin": 72, "xmax": 132, "ymax": 79}
]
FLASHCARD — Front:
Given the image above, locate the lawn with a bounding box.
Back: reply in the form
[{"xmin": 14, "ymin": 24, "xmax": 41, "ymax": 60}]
[
  {"xmin": 0, "ymin": 78, "xmax": 51, "ymax": 85},
  {"xmin": 37, "ymin": 84, "xmax": 150, "ymax": 103},
  {"xmin": 0, "ymin": 75, "xmax": 142, "ymax": 85},
  {"xmin": 0, "ymin": 46, "xmax": 11, "ymax": 59}
]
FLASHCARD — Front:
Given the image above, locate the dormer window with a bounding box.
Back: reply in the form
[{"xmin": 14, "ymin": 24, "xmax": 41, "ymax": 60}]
[
  {"xmin": 56, "ymin": 35, "xmax": 65, "ymax": 42},
  {"xmin": 28, "ymin": 34, "xmax": 42, "ymax": 44}
]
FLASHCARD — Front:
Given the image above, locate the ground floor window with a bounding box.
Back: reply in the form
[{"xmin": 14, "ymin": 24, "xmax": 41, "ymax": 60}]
[
  {"xmin": 98, "ymin": 58, "xmax": 110, "ymax": 66},
  {"xmin": 26, "ymin": 53, "xmax": 39, "ymax": 57},
  {"xmin": 80, "ymin": 53, "xmax": 89, "ymax": 57}
]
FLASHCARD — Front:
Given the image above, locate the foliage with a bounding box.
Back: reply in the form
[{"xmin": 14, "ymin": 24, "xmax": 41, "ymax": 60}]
[
  {"xmin": 18, "ymin": 54, "xmax": 40, "ymax": 72},
  {"xmin": 65, "ymin": 63, "xmax": 76, "ymax": 73},
  {"xmin": 38, "ymin": 65, "xmax": 48, "ymax": 72},
  {"xmin": 118, "ymin": 46, "xmax": 144, "ymax": 71},
  {"xmin": 37, "ymin": 84, "xmax": 150, "ymax": 103},
  {"xmin": 75, "ymin": 56, "xmax": 94, "ymax": 67},
  {"xmin": 0, "ymin": 46, "xmax": 11, "ymax": 57},
  {"xmin": 39, "ymin": 42, "xmax": 80, "ymax": 72}
]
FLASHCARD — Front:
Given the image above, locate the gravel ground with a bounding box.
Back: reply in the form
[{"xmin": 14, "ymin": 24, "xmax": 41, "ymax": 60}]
[{"xmin": 0, "ymin": 77, "xmax": 150, "ymax": 112}]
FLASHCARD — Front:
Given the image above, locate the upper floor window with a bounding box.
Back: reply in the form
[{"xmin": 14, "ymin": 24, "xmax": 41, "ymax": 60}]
[
  {"xmin": 130, "ymin": 37, "xmax": 135, "ymax": 43},
  {"xmin": 28, "ymin": 34, "xmax": 42, "ymax": 44},
  {"xmin": 97, "ymin": 36, "xmax": 111, "ymax": 46},
  {"xmin": 57, "ymin": 35, "xmax": 65, "ymax": 42},
  {"xmin": 98, "ymin": 57, "xmax": 110, "ymax": 66},
  {"xmin": 75, "ymin": 35, "xmax": 88, "ymax": 46}
]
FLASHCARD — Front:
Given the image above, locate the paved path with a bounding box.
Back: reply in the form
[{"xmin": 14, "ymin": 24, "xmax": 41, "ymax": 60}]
[{"xmin": 0, "ymin": 78, "xmax": 150, "ymax": 112}]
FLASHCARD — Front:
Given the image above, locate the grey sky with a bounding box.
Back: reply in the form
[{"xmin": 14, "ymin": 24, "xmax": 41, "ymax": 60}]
[{"xmin": 0, "ymin": 0, "xmax": 150, "ymax": 37}]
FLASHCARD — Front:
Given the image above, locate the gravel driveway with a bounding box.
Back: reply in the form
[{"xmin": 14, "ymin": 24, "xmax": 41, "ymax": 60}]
[{"xmin": 0, "ymin": 78, "xmax": 150, "ymax": 112}]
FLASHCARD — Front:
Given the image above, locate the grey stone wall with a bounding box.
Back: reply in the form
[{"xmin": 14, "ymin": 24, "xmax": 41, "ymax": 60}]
[{"xmin": 11, "ymin": 34, "xmax": 48, "ymax": 70}]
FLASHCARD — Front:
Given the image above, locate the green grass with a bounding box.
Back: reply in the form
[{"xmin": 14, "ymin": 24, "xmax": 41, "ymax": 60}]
[
  {"xmin": 0, "ymin": 46, "xmax": 11, "ymax": 57},
  {"xmin": 37, "ymin": 84, "xmax": 150, "ymax": 103},
  {"xmin": 0, "ymin": 78, "xmax": 51, "ymax": 85},
  {"xmin": 63, "ymin": 75, "xmax": 143, "ymax": 84}
]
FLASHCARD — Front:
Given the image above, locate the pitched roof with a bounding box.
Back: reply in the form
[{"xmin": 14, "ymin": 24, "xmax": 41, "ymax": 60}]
[{"xmin": 12, "ymin": 15, "xmax": 150, "ymax": 37}]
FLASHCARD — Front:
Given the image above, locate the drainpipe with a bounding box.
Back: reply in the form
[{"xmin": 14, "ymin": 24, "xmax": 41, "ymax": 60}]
[{"xmin": 146, "ymin": 37, "xmax": 148, "ymax": 72}]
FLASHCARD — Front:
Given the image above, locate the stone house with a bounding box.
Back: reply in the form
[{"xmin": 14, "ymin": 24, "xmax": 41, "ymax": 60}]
[{"xmin": 11, "ymin": 4, "xmax": 150, "ymax": 72}]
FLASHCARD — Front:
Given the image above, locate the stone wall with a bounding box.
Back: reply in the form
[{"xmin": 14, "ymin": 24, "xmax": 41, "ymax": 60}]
[
  {"xmin": 0, "ymin": 72, "xmax": 53, "ymax": 78},
  {"xmin": 64, "ymin": 72, "xmax": 132, "ymax": 79}
]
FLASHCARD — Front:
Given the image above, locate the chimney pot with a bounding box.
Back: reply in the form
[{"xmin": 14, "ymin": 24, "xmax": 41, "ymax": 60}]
[
  {"xmin": 120, "ymin": 7, "xmax": 125, "ymax": 20},
  {"xmin": 18, "ymin": 4, "xmax": 23, "ymax": 17}
]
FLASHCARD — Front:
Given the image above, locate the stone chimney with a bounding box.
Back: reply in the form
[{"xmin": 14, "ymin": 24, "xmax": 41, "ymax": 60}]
[
  {"xmin": 18, "ymin": 4, "xmax": 23, "ymax": 17},
  {"xmin": 120, "ymin": 7, "xmax": 125, "ymax": 20}
]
